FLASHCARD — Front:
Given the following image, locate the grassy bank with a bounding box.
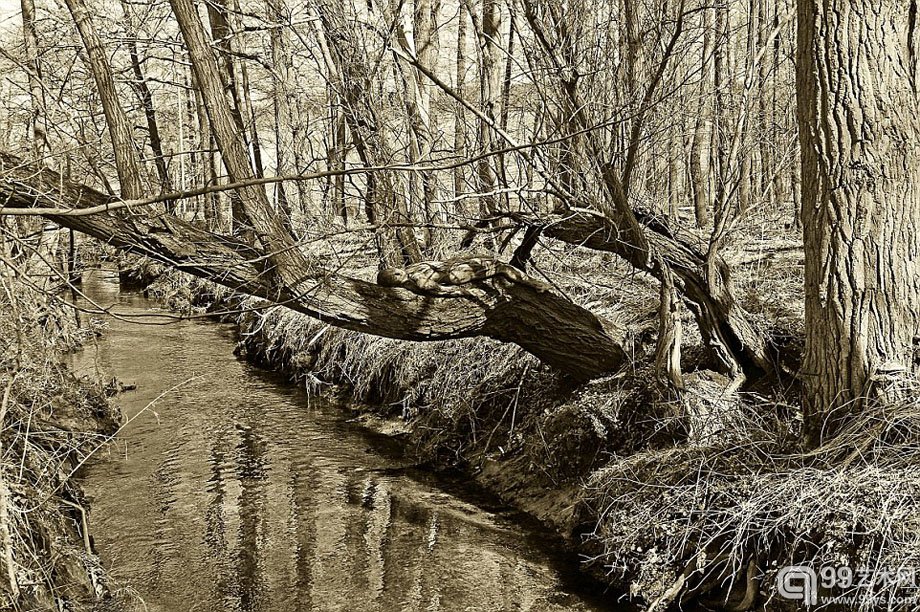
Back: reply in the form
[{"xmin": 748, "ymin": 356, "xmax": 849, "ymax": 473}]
[
  {"xmin": 0, "ymin": 273, "xmax": 121, "ymax": 611},
  {"xmin": 139, "ymin": 256, "xmax": 919, "ymax": 612}
]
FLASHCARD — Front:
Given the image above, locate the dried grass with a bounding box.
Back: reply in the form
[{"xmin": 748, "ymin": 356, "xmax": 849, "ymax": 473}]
[
  {"xmin": 583, "ymin": 378, "xmax": 920, "ymax": 611},
  {"xmin": 0, "ymin": 272, "xmax": 119, "ymax": 611}
]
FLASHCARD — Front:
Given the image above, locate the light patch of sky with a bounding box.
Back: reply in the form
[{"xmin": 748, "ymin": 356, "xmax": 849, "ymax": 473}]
[
  {"xmin": 0, "ymin": 0, "xmax": 20, "ymax": 21},
  {"xmin": 0, "ymin": 0, "xmax": 22, "ymax": 38}
]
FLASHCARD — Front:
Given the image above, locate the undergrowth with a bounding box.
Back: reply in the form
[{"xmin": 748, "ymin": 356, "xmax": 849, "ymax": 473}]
[
  {"xmin": 0, "ymin": 270, "xmax": 121, "ymax": 611},
  {"xmin": 583, "ymin": 380, "xmax": 920, "ymax": 611}
]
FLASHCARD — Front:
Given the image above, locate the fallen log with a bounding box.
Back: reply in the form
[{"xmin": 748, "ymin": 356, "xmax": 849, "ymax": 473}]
[{"xmin": 0, "ymin": 152, "xmax": 628, "ymax": 381}]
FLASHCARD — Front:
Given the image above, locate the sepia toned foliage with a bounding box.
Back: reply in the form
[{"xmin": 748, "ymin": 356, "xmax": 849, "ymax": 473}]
[{"xmin": 0, "ymin": 0, "xmax": 918, "ymax": 608}]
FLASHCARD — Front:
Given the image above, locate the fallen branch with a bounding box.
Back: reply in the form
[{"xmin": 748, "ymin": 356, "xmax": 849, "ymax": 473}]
[{"xmin": 0, "ymin": 152, "xmax": 629, "ymax": 381}]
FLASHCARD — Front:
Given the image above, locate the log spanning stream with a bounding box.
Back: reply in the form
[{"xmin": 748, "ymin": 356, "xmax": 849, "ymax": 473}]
[{"xmin": 70, "ymin": 270, "xmax": 619, "ymax": 612}]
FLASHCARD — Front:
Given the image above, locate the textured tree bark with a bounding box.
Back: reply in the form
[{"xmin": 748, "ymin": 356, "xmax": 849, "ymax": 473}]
[
  {"xmin": 453, "ymin": 2, "xmax": 468, "ymax": 205},
  {"xmin": 63, "ymin": 0, "xmax": 146, "ymax": 199},
  {"xmin": 757, "ymin": 0, "xmax": 774, "ymax": 205},
  {"xmin": 689, "ymin": 5, "xmax": 713, "ymax": 228},
  {"xmin": 191, "ymin": 75, "xmax": 221, "ymax": 229},
  {"xmin": 655, "ymin": 256, "xmax": 684, "ymax": 390},
  {"xmin": 327, "ymin": 91, "xmax": 348, "ymax": 223},
  {"xmin": 266, "ymin": 0, "xmax": 297, "ymax": 228},
  {"xmin": 498, "ymin": 11, "xmax": 514, "ymax": 200},
  {"xmin": 414, "ymin": 0, "xmax": 443, "ymax": 242},
  {"xmin": 667, "ymin": 124, "xmax": 681, "ymax": 224},
  {"xmin": 0, "ymin": 152, "xmax": 629, "ymax": 381},
  {"xmin": 205, "ymin": 0, "xmax": 250, "ymax": 233},
  {"xmin": 712, "ymin": 2, "xmax": 729, "ymax": 210},
  {"xmin": 471, "ymin": 0, "xmax": 502, "ymax": 217},
  {"xmin": 622, "ymin": 0, "xmax": 647, "ymax": 196},
  {"xmin": 796, "ymin": 0, "xmax": 920, "ymax": 444},
  {"xmin": 170, "ymin": 0, "xmax": 297, "ymax": 259}
]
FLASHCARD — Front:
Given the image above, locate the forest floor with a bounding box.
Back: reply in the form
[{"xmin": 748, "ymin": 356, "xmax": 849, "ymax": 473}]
[{"xmin": 111, "ymin": 210, "xmax": 919, "ymax": 611}]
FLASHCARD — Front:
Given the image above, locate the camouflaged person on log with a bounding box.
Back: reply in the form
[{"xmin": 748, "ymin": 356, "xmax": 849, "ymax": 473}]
[{"xmin": 376, "ymin": 256, "xmax": 551, "ymax": 297}]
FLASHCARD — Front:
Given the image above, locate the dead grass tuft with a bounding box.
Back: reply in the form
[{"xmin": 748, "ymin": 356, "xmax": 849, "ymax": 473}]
[
  {"xmin": 583, "ymin": 377, "xmax": 920, "ymax": 610},
  {"xmin": 0, "ymin": 272, "xmax": 120, "ymax": 611}
]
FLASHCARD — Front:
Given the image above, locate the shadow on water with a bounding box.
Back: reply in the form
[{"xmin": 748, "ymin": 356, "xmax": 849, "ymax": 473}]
[{"xmin": 72, "ymin": 269, "xmax": 634, "ymax": 612}]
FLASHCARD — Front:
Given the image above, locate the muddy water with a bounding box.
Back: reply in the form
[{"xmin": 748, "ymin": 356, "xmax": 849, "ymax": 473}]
[{"xmin": 72, "ymin": 270, "xmax": 621, "ymax": 612}]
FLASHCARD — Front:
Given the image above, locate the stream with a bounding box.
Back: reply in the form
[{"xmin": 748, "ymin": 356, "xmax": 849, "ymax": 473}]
[{"xmin": 72, "ymin": 270, "xmax": 621, "ymax": 612}]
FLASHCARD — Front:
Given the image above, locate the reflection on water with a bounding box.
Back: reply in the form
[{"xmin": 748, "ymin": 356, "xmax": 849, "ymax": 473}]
[{"xmin": 74, "ymin": 270, "xmax": 619, "ymax": 612}]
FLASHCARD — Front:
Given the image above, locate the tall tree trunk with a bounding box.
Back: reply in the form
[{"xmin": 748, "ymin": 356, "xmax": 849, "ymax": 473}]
[
  {"xmin": 757, "ymin": 0, "xmax": 773, "ymax": 204},
  {"xmin": 415, "ymin": 0, "xmax": 443, "ymax": 244},
  {"xmin": 192, "ymin": 73, "xmax": 221, "ymax": 229},
  {"xmin": 712, "ymin": 2, "xmax": 729, "ymax": 210},
  {"xmin": 266, "ymin": 0, "xmax": 296, "ymax": 230},
  {"xmin": 796, "ymin": 0, "xmax": 920, "ymax": 444},
  {"xmin": 453, "ymin": 1, "xmax": 468, "ymax": 207},
  {"xmin": 389, "ymin": 0, "xmax": 442, "ymax": 249},
  {"xmin": 622, "ymin": 0, "xmax": 646, "ymax": 196},
  {"xmin": 17, "ymin": 0, "xmax": 49, "ymax": 269},
  {"xmin": 313, "ymin": 0, "xmax": 422, "ymax": 266},
  {"xmin": 737, "ymin": 0, "xmax": 756, "ymax": 213},
  {"xmin": 497, "ymin": 10, "xmax": 515, "ymax": 212},
  {"xmin": 126, "ymin": 35, "xmax": 172, "ymax": 200},
  {"xmin": 313, "ymin": 12, "xmax": 342, "ymax": 221},
  {"xmin": 119, "ymin": 0, "xmax": 171, "ymax": 200},
  {"xmin": 667, "ymin": 123, "xmax": 681, "ymax": 223},
  {"xmin": 690, "ymin": 6, "xmax": 713, "ymax": 228},
  {"xmin": 20, "ymin": 0, "xmax": 48, "ymax": 159},
  {"xmin": 474, "ymin": 0, "xmax": 502, "ymax": 219},
  {"xmin": 770, "ymin": 3, "xmax": 786, "ymax": 206},
  {"xmin": 230, "ymin": 10, "xmax": 265, "ymax": 179},
  {"xmin": 171, "ymin": 0, "xmax": 285, "ymax": 245},
  {"xmin": 63, "ymin": 0, "xmax": 146, "ymax": 199},
  {"xmin": 327, "ymin": 89, "xmax": 348, "ymax": 224},
  {"xmin": 206, "ymin": 0, "xmax": 250, "ymax": 233}
]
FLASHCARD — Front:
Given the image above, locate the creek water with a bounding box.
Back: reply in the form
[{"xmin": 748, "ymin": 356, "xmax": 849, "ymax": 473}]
[{"xmin": 71, "ymin": 270, "xmax": 621, "ymax": 612}]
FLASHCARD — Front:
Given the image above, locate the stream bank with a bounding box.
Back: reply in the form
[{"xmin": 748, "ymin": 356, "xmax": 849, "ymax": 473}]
[
  {"xmin": 75, "ymin": 268, "xmax": 627, "ymax": 612},
  {"xmin": 0, "ymin": 272, "xmax": 121, "ymax": 612},
  {"xmin": 137, "ymin": 262, "xmax": 920, "ymax": 612},
  {"xmin": 140, "ymin": 266, "xmax": 660, "ymax": 598}
]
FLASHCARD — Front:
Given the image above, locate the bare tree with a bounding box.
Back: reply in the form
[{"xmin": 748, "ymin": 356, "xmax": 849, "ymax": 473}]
[
  {"xmin": 120, "ymin": 1, "xmax": 173, "ymax": 204},
  {"xmin": 20, "ymin": 0, "xmax": 48, "ymax": 159},
  {"xmin": 266, "ymin": 0, "xmax": 297, "ymax": 229},
  {"xmin": 312, "ymin": 0, "xmax": 423, "ymax": 265},
  {"xmin": 62, "ymin": 0, "xmax": 146, "ymax": 199}
]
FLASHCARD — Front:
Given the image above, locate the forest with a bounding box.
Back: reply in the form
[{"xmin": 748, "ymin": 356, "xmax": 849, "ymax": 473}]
[{"xmin": 0, "ymin": 0, "xmax": 918, "ymax": 610}]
